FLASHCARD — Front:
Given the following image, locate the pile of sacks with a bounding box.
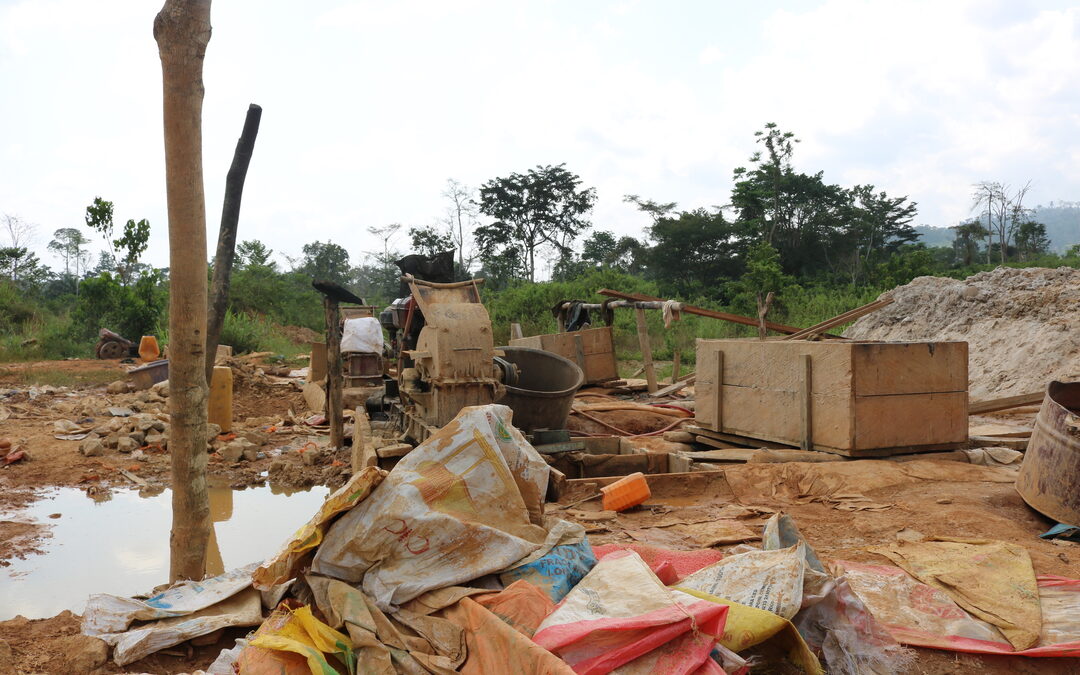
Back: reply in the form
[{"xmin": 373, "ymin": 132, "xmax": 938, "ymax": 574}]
[{"xmin": 79, "ymin": 404, "xmax": 1080, "ymax": 674}]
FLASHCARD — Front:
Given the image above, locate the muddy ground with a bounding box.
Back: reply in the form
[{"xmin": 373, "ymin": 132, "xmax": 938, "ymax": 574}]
[{"xmin": 1, "ymin": 359, "xmax": 1078, "ymax": 674}]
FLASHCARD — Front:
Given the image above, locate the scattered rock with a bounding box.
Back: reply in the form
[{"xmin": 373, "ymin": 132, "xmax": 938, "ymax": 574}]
[
  {"xmin": 128, "ymin": 430, "xmax": 146, "ymax": 446},
  {"xmin": 207, "ymin": 422, "xmax": 222, "ymax": 438},
  {"xmin": 238, "ymin": 430, "xmax": 268, "ymax": 446},
  {"xmin": 116, "ymin": 437, "xmax": 139, "ymax": 454},
  {"xmin": 107, "ymin": 406, "xmax": 133, "ymax": 417},
  {"xmin": 145, "ymin": 431, "xmax": 165, "ymax": 446},
  {"xmin": 936, "ymin": 498, "xmax": 952, "ymax": 505},
  {"xmin": 80, "ymin": 437, "xmax": 105, "ymax": 457},
  {"xmin": 104, "ymin": 434, "xmax": 120, "ymax": 449},
  {"xmin": 53, "ymin": 635, "xmax": 108, "ymax": 673},
  {"xmin": 300, "ymin": 446, "xmax": 323, "ymax": 466},
  {"xmin": 48, "ymin": 513, "xmax": 61, "ymax": 519},
  {"xmin": 135, "ymin": 391, "xmax": 150, "ymax": 404},
  {"xmin": 242, "ymin": 447, "xmax": 260, "ymax": 462},
  {"xmin": 151, "ymin": 380, "xmax": 169, "ymax": 397},
  {"xmin": 222, "ymin": 439, "xmax": 255, "ymax": 463},
  {"xmin": 132, "ymin": 449, "xmax": 147, "ymax": 462},
  {"xmin": 0, "ymin": 638, "xmax": 13, "ymax": 675},
  {"xmin": 106, "ymin": 380, "xmax": 130, "ymax": 395}
]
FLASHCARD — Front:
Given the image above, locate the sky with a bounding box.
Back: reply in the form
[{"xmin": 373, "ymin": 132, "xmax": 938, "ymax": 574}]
[{"xmin": 2, "ymin": 0, "xmax": 1079, "ymax": 274}]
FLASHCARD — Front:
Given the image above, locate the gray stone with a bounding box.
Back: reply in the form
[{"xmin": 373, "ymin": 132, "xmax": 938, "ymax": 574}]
[
  {"xmin": 116, "ymin": 436, "xmax": 138, "ymax": 453},
  {"xmin": 145, "ymin": 430, "xmax": 164, "ymax": 446},
  {"xmin": 238, "ymin": 430, "xmax": 269, "ymax": 446},
  {"xmin": 151, "ymin": 380, "xmax": 169, "ymax": 397},
  {"xmin": 106, "ymin": 380, "xmax": 129, "ymax": 395},
  {"xmin": 135, "ymin": 391, "xmax": 150, "ymax": 404},
  {"xmin": 222, "ymin": 439, "xmax": 254, "ymax": 463},
  {"xmin": 79, "ymin": 437, "xmax": 105, "ymax": 457},
  {"xmin": 207, "ymin": 422, "xmax": 222, "ymax": 438},
  {"xmin": 242, "ymin": 448, "xmax": 260, "ymax": 462},
  {"xmin": 128, "ymin": 430, "xmax": 146, "ymax": 446},
  {"xmin": 104, "ymin": 433, "xmax": 120, "ymax": 449},
  {"xmin": 150, "ymin": 420, "xmax": 166, "ymax": 433}
]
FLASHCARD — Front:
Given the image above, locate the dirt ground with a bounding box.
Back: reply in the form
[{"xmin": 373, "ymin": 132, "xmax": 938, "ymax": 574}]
[{"xmin": 1, "ymin": 359, "xmax": 1078, "ymax": 673}]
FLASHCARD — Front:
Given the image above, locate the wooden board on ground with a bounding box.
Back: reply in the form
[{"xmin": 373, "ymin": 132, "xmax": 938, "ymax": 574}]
[
  {"xmin": 969, "ymin": 436, "xmax": 1028, "ymax": 450},
  {"xmin": 510, "ymin": 326, "xmax": 618, "ymax": 384},
  {"xmin": 968, "ymin": 423, "xmax": 1033, "ymax": 438},
  {"xmin": 695, "ymin": 339, "xmax": 969, "ymax": 456},
  {"xmin": 687, "ymin": 426, "xmax": 795, "ymax": 449},
  {"xmin": 968, "ymin": 391, "xmax": 1044, "ymax": 415}
]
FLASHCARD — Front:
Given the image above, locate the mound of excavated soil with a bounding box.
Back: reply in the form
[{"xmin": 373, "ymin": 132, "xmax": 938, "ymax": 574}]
[{"xmin": 845, "ymin": 267, "xmax": 1080, "ymax": 399}]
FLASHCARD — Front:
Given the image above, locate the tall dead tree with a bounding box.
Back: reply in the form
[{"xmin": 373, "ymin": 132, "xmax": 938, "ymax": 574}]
[
  {"xmin": 154, "ymin": 0, "xmax": 213, "ymax": 583},
  {"xmin": 206, "ymin": 103, "xmax": 262, "ymax": 385}
]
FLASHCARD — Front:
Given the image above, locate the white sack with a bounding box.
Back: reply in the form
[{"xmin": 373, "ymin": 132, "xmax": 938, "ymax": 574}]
[{"xmin": 340, "ymin": 317, "xmax": 384, "ymax": 354}]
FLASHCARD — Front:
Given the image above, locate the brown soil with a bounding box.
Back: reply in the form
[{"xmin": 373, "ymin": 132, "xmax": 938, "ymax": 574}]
[
  {"xmin": 278, "ymin": 324, "xmax": 320, "ymax": 346},
  {"xmin": 0, "ymin": 610, "xmax": 241, "ymax": 674}
]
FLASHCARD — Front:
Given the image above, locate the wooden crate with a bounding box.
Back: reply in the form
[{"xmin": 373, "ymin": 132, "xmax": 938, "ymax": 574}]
[
  {"xmin": 695, "ymin": 339, "xmax": 968, "ymax": 456},
  {"xmin": 509, "ymin": 326, "xmax": 617, "ymax": 384}
]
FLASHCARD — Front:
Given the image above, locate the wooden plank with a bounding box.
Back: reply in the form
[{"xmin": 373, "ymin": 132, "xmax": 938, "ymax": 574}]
[
  {"xmin": 968, "ymin": 423, "xmax": 1033, "ymax": 438},
  {"xmin": 748, "ymin": 448, "xmax": 846, "ymax": 463},
  {"xmin": 714, "ymin": 352, "xmax": 723, "ymax": 430},
  {"xmin": 598, "ymin": 288, "xmax": 821, "ymax": 336},
  {"xmin": 853, "ymin": 392, "xmax": 969, "ymax": 450},
  {"xmin": 684, "ymin": 447, "xmax": 759, "ymax": 462},
  {"xmin": 651, "ymin": 374, "xmax": 695, "ymax": 398},
  {"xmin": 970, "ymin": 436, "xmax": 1028, "ymax": 450},
  {"xmin": 687, "ymin": 426, "xmax": 796, "ymax": 449},
  {"xmin": 783, "ymin": 297, "xmax": 894, "ymax": 340},
  {"xmin": 574, "ymin": 333, "xmax": 586, "ymax": 372},
  {"xmin": 635, "ymin": 308, "xmax": 658, "ymax": 394},
  {"xmin": 852, "ymin": 342, "xmax": 968, "ymax": 396},
  {"xmin": 667, "ymin": 453, "xmax": 693, "ymax": 473},
  {"xmin": 968, "ymin": 391, "xmax": 1044, "ymax": 415},
  {"xmin": 351, "ymin": 407, "xmax": 378, "ymax": 471},
  {"xmin": 510, "ymin": 322, "xmax": 524, "ymax": 340},
  {"xmin": 694, "ymin": 435, "xmax": 743, "ymax": 450},
  {"xmin": 800, "ymin": 353, "xmax": 813, "ymax": 450},
  {"xmin": 375, "ymin": 442, "xmax": 413, "ymax": 459}
]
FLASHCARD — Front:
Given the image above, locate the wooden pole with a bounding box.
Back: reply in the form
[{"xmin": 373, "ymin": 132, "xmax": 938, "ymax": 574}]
[
  {"xmin": 324, "ymin": 297, "xmax": 344, "ymax": 450},
  {"xmin": 154, "ymin": 0, "xmax": 212, "ymax": 583},
  {"xmin": 756, "ymin": 291, "xmax": 774, "ymax": 340},
  {"xmin": 205, "ymin": 103, "xmax": 262, "ymax": 385},
  {"xmin": 671, "ymin": 349, "xmax": 681, "ymax": 384},
  {"xmin": 598, "ymin": 288, "xmax": 820, "ymax": 336},
  {"xmin": 800, "ymin": 354, "xmax": 813, "ymax": 451},
  {"xmin": 635, "ymin": 308, "xmax": 657, "ymax": 393}
]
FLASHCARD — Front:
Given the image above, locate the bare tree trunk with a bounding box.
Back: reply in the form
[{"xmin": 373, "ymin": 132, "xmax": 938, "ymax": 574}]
[
  {"xmin": 206, "ymin": 103, "xmax": 262, "ymax": 385},
  {"xmin": 154, "ymin": 0, "xmax": 212, "ymax": 583}
]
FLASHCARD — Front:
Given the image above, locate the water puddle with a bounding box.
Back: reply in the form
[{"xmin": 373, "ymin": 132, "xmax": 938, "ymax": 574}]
[{"xmin": 0, "ymin": 482, "xmax": 329, "ymax": 620}]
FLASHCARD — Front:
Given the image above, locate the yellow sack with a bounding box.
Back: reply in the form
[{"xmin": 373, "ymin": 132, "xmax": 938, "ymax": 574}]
[
  {"xmin": 674, "ymin": 586, "xmax": 823, "ymax": 674},
  {"xmin": 250, "ymin": 605, "xmax": 356, "ymax": 675},
  {"xmin": 253, "ymin": 467, "xmax": 386, "ymax": 590}
]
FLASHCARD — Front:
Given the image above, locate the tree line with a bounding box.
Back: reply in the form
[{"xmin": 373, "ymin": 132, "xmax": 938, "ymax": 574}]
[{"xmin": 2, "ymin": 123, "xmax": 1077, "ymax": 359}]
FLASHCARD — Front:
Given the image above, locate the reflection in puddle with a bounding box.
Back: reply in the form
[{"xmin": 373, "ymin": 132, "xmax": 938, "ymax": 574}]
[{"xmin": 0, "ymin": 483, "xmax": 329, "ymax": 619}]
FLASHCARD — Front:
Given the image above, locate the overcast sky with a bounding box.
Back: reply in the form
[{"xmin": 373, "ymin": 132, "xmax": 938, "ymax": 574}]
[{"xmin": 2, "ymin": 0, "xmax": 1078, "ymax": 274}]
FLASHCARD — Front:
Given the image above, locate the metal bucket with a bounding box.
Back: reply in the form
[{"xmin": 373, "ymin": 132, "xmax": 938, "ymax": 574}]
[
  {"xmin": 495, "ymin": 346, "xmax": 584, "ymax": 433},
  {"xmin": 1016, "ymin": 381, "xmax": 1080, "ymax": 525}
]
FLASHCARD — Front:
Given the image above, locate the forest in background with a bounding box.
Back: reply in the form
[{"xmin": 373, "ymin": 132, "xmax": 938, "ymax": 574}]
[{"xmin": 2, "ymin": 124, "xmax": 1078, "ymax": 364}]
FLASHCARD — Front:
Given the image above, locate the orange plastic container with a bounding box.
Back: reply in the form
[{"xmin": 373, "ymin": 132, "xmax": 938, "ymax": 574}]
[
  {"xmin": 601, "ymin": 472, "xmax": 651, "ymax": 512},
  {"xmin": 138, "ymin": 335, "xmax": 160, "ymax": 362}
]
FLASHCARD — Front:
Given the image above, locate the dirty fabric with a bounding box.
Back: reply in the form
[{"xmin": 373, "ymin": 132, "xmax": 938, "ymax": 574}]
[
  {"xmin": 534, "ymin": 550, "xmax": 728, "ymax": 674},
  {"xmin": 474, "ymin": 581, "xmax": 556, "ymax": 637},
  {"xmin": 869, "ymin": 537, "xmax": 1042, "ymax": 650},
  {"xmin": 677, "ymin": 544, "xmax": 806, "ymax": 620},
  {"xmin": 837, "ymin": 561, "xmax": 1080, "ymax": 657},
  {"xmin": 312, "ymin": 405, "xmax": 558, "ymax": 609}
]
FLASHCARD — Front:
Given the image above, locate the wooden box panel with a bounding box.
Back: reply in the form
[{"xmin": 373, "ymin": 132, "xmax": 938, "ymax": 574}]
[
  {"xmin": 695, "ymin": 338, "xmax": 968, "ymax": 455},
  {"xmin": 510, "ymin": 326, "xmax": 617, "ymax": 384}
]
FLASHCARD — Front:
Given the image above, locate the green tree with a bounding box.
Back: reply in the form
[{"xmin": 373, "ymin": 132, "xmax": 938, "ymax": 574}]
[
  {"xmin": 84, "ymin": 197, "xmax": 151, "ymax": 285},
  {"xmin": 47, "ymin": 228, "xmax": 92, "ymax": 290},
  {"xmin": 833, "ymin": 185, "xmax": 918, "ymax": 284},
  {"xmin": 235, "ymin": 239, "xmax": 275, "ymax": 268},
  {"xmin": 0, "ymin": 247, "xmax": 49, "ymax": 289},
  {"xmin": 408, "ymin": 225, "xmax": 454, "ymax": 257},
  {"xmin": 645, "ymin": 208, "xmax": 745, "ymax": 298},
  {"xmin": 950, "ymin": 221, "xmax": 988, "ymax": 267},
  {"xmin": 1014, "ymin": 220, "xmax": 1050, "ymax": 261},
  {"xmin": 296, "ymin": 240, "xmax": 351, "ymax": 285},
  {"xmin": 725, "ymin": 240, "xmax": 793, "ymax": 315},
  {"xmin": 477, "ymin": 164, "xmax": 597, "ymax": 282}
]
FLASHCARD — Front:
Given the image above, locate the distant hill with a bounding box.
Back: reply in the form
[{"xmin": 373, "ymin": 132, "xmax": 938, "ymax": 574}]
[{"xmin": 916, "ymin": 203, "xmax": 1080, "ymax": 252}]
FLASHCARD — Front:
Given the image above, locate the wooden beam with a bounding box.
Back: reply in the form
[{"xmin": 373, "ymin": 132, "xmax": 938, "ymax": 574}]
[
  {"xmin": 800, "ymin": 353, "xmax": 813, "ymax": 451},
  {"xmin": 635, "ymin": 308, "xmax": 657, "ymax": 393},
  {"xmin": 783, "ymin": 297, "xmax": 893, "ymax": 341},
  {"xmin": 714, "ymin": 352, "xmax": 723, "ymax": 431},
  {"xmin": 598, "ymin": 288, "xmax": 825, "ymax": 336},
  {"xmin": 324, "ymin": 297, "xmax": 344, "ymax": 450},
  {"xmin": 651, "ymin": 374, "xmax": 695, "ymax": 398},
  {"xmin": 968, "ymin": 391, "xmax": 1044, "ymax": 415}
]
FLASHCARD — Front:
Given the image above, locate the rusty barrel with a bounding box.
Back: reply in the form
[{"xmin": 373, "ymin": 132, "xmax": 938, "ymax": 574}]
[{"xmin": 1016, "ymin": 381, "xmax": 1080, "ymax": 525}]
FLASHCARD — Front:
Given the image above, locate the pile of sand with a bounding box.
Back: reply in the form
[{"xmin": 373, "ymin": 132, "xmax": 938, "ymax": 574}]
[{"xmin": 845, "ymin": 267, "xmax": 1080, "ymax": 400}]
